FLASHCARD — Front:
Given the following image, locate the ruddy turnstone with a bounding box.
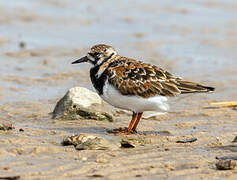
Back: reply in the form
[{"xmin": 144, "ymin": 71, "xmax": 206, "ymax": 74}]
[{"xmin": 72, "ymin": 44, "xmax": 214, "ymax": 134}]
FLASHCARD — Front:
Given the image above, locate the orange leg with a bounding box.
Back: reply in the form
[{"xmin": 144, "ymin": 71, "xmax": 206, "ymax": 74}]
[
  {"xmin": 132, "ymin": 112, "xmax": 143, "ymax": 133},
  {"xmin": 127, "ymin": 112, "xmax": 138, "ymax": 133},
  {"xmin": 108, "ymin": 112, "xmax": 138, "ymax": 134}
]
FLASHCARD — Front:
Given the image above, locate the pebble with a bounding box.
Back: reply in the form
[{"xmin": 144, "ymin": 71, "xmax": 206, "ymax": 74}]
[
  {"xmin": 216, "ymin": 159, "xmax": 237, "ymax": 170},
  {"xmin": 232, "ymin": 136, "xmax": 237, "ymax": 143},
  {"xmin": 176, "ymin": 137, "xmax": 197, "ymax": 143},
  {"xmin": 62, "ymin": 134, "xmax": 119, "ymax": 151},
  {"xmin": 0, "ymin": 122, "xmax": 14, "ymax": 131}
]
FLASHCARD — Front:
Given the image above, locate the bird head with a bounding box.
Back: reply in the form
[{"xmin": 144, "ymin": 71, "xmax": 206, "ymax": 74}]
[{"xmin": 72, "ymin": 44, "xmax": 117, "ymax": 66}]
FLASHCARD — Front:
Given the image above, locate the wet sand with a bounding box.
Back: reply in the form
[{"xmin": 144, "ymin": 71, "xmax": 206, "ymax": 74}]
[{"xmin": 0, "ymin": 0, "xmax": 237, "ymax": 179}]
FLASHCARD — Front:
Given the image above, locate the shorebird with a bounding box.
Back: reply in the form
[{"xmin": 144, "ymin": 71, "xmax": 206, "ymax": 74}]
[{"xmin": 72, "ymin": 44, "xmax": 214, "ymax": 134}]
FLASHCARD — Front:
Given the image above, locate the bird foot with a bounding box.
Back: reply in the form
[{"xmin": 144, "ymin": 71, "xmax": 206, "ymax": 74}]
[
  {"xmin": 107, "ymin": 127, "xmax": 137, "ymax": 135},
  {"xmin": 132, "ymin": 128, "xmax": 137, "ymax": 134}
]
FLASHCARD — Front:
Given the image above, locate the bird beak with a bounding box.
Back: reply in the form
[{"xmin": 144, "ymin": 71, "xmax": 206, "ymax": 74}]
[{"xmin": 71, "ymin": 56, "xmax": 88, "ymax": 64}]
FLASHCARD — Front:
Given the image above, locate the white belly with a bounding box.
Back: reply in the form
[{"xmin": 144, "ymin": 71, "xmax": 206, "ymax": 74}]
[{"xmin": 100, "ymin": 81, "xmax": 169, "ymax": 113}]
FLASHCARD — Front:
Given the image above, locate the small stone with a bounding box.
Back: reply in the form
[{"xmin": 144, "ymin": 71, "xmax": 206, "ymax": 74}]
[
  {"xmin": 19, "ymin": 128, "xmax": 24, "ymax": 132},
  {"xmin": 121, "ymin": 137, "xmax": 145, "ymax": 148},
  {"xmin": 121, "ymin": 139, "xmax": 137, "ymax": 148},
  {"xmin": 135, "ymin": 175, "xmax": 142, "ymax": 177},
  {"xmin": 3, "ymin": 167, "xmax": 10, "ymax": 170},
  {"xmin": 0, "ymin": 122, "xmax": 14, "ymax": 131},
  {"xmin": 62, "ymin": 134, "xmax": 96, "ymax": 146},
  {"xmin": 176, "ymin": 137, "xmax": 197, "ymax": 143},
  {"xmin": 87, "ymin": 174, "xmax": 104, "ymax": 178},
  {"xmin": 216, "ymin": 159, "xmax": 237, "ymax": 170},
  {"xmin": 164, "ymin": 164, "xmax": 175, "ymax": 171},
  {"xmin": 76, "ymin": 137, "xmax": 118, "ymax": 151},
  {"xmin": 49, "ymin": 130, "xmax": 56, "ymax": 135},
  {"xmin": 232, "ymin": 136, "xmax": 237, "ymax": 143},
  {"xmin": 62, "ymin": 134, "xmax": 119, "ymax": 151},
  {"xmin": 0, "ymin": 176, "xmax": 20, "ymax": 180},
  {"xmin": 82, "ymin": 157, "xmax": 87, "ymax": 161}
]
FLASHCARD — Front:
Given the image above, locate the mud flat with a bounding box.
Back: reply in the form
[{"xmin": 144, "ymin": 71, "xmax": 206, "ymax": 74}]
[{"xmin": 0, "ymin": 0, "xmax": 237, "ymax": 179}]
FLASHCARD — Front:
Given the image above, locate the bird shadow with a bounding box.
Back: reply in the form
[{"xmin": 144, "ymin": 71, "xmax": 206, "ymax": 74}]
[
  {"xmin": 49, "ymin": 126, "xmax": 172, "ymax": 136},
  {"xmin": 135, "ymin": 130, "xmax": 172, "ymax": 136}
]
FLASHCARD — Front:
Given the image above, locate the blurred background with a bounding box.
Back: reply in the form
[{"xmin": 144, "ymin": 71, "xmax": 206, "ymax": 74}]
[{"xmin": 1, "ymin": 0, "xmax": 237, "ymax": 106}]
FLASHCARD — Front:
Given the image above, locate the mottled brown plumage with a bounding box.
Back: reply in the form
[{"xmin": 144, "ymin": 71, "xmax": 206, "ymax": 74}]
[{"xmin": 106, "ymin": 57, "xmax": 214, "ymax": 98}]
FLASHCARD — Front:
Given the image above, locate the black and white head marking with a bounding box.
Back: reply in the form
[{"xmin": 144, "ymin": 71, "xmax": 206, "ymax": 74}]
[{"xmin": 86, "ymin": 44, "xmax": 117, "ymax": 66}]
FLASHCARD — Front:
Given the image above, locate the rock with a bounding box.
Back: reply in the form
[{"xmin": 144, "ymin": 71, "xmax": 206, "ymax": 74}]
[
  {"xmin": 87, "ymin": 175, "xmax": 104, "ymax": 178},
  {"xmin": 52, "ymin": 87, "xmax": 113, "ymax": 122},
  {"xmin": 0, "ymin": 176, "xmax": 20, "ymax": 180},
  {"xmin": 62, "ymin": 134, "xmax": 119, "ymax": 151},
  {"xmin": 19, "ymin": 128, "xmax": 24, "ymax": 132},
  {"xmin": 76, "ymin": 137, "xmax": 118, "ymax": 151},
  {"xmin": 121, "ymin": 140, "xmax": 136, "ymax": 148},
  {"xmin": 62, "ymin": 134, "xmax": 97, "ymax": 146},
  {"xmin": 232, "ymin": 136, "xmax": 237, "ymax": 143},
  {"xmin": 0, "ymin": 122, "xmax": 14, "ymax": 131},
  {"xmin": 164, "ymin": 163, "xmax": 175, "ymax": 171},
  {"xmin": 121, "ymin": 136, "xmax": 145, "ymax": 148},
  {"xmin": 216, "ymin": 159, "xmax": 237, "ymax": 170},
  {"xmin": 176, "ymin": 137, "xmax": 197, "ymax": 143}
]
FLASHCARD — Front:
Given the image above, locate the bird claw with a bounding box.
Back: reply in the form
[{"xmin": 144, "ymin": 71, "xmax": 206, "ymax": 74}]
[
  {"xmin": 107, "ymin": 127, "xmax": 137, "ymax": 135},
  {"xmin": 132, "ymin": 128, "xmax": 137, "ymax": 134}
]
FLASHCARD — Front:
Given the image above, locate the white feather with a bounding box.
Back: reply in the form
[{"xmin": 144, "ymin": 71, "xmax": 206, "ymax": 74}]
[{"xmin": 100, "ymin": 80, "xmax": 169, "ymax": 113}]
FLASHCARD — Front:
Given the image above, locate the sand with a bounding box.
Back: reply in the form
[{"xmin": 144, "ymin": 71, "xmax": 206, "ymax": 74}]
[{"xmin": 0, "ymin": 0, "xmax": 237, "ymax": 179}]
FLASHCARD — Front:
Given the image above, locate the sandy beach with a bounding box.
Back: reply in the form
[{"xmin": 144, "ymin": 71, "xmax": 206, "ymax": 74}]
[{"xmin": 0, "ymin": 0, "xmax": 237, "ymax": 179}]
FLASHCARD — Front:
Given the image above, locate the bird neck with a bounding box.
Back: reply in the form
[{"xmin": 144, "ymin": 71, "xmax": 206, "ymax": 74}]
[
  {"xmin": 89, "ymin": 55, "xmax": 120, "ymax": 95},
  {"xmin": 92, "ymin": 54, "xmax": 120, "ymax": 78}
]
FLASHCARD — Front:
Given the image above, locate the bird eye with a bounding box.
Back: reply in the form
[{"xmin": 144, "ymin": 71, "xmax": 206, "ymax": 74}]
[
  {"xmin": 88, "ymin": 52, "xmax": 94, "ymax": 57},
  {"xmin": 88, "ymin": 52, "xmax": 99, "ymax": 57},
  {"xmin": 104, "ymin": 49, "xmax": 107, "ymax": 52}
]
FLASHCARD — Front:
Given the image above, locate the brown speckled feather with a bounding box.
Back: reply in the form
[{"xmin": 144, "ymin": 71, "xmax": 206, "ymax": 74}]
[{"xmin": 107, "ymin": 57, "xmax": 214, "ymax": 98}]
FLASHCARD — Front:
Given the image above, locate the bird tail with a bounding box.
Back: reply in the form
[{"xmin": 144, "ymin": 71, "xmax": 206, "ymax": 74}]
[{"xmin": 176, "ymin": 80, "xmax": 215, "ymax": 94}]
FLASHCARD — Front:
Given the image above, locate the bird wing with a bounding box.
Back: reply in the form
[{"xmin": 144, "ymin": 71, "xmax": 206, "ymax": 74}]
[{"xmin": 107, "ymin": 58, "xmax": 214, "ymax": 98}]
